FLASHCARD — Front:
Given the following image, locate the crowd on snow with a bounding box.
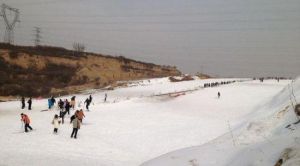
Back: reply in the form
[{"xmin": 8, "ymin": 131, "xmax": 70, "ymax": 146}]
[
  {"xmin": 253, "ymin": 77, "xmax": 289, "ymax": 83},
  {"xmin": 203, "ymin": 80, "xmax": 236, "ymax": 88},
  {"xmin": 19, "ymin": 77, "xmax": 289, "ymax": 136},
  {"xmin": 19, "ymin": 93, "xmax": 108, "ymax": 139}
]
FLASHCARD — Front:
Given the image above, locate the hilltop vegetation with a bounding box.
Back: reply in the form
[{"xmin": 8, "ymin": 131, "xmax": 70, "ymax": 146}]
[{"xmin": 0, "ymin": 43, "xmax": 181, "ymax": 97}]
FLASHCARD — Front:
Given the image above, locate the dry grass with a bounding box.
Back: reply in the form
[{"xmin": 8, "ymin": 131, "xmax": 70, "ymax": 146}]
[{"xmin": 0, "ymin": 43, "xmax": 181, "ymax": 98}]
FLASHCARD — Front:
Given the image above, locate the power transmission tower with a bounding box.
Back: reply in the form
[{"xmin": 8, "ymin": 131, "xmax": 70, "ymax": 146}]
[
  {"xmin": 0, "ymin": 3, "xmax": 20, "ymax": 44},
  {"xmin": 34, "ymin": 27, "xmax": 41, "ymax": 46}
]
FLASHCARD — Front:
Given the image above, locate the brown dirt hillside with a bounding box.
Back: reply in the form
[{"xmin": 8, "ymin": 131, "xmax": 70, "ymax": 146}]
[{"xmin": 0, "ymin": 43, "xmax": 181, "ymax": 98}]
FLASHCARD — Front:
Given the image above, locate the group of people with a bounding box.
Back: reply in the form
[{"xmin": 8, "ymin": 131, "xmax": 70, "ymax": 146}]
[
  {"xmin": 203, "ymin": 81, "xmax": 236, "ymax": 88},
  {"xmin": 253, "ymin": 77, "xmax": 290, "ymax": 83},
  {"xmin": 57, "ymin": 96, "xmax": 76, "ymax": 123},
  {"xmin": 21, "ymin": 97, "xmax": 32, "ymax": 110},
  {"xmin": 51, "ymin": 109, "xmax": 85, "ymax": 138},
  {"xmin": 69, "ymin": 110, "xmax": 85, "ymax": 138},
  {"xmin": 19, "ymin": 94, "xmax": 95, "ymax": 139}
]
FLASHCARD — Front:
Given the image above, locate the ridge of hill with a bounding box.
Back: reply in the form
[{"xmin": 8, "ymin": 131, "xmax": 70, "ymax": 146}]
[{"xmin": 0, "ymin": 43, "xmax": 181, "ymax": 98}]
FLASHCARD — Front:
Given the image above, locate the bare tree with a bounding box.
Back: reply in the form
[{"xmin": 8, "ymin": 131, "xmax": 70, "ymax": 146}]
[{"xmin": 72, "ymin": 42, "xmax": 85, "ymax": 56}]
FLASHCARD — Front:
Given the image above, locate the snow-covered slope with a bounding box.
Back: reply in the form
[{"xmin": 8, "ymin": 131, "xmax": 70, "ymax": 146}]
[
  {"xmin": 0, "ymin": 77, "xmax": 293, "ymax": 166},
  {"xmin": 142, "ymin": 78, "xmax": 300, "ymax": 166}
]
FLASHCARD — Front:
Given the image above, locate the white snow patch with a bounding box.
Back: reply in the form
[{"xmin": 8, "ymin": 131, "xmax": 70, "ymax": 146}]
[{"xmin": 0, "ymin": 77, "xmax": 294, "ymax": 166}]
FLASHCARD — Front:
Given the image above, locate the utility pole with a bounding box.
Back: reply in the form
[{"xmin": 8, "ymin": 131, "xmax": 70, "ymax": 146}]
[
  {"xmin": 34, "ymin": 27, "xmax": 41, "ymax": 46},
  {"xmin": 0, "ymin": 3, "xmax": 20, "ymax": 44}
]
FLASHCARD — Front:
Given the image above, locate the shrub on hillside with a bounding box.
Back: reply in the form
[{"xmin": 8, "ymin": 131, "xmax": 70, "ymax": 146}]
[
  {"xmin": 118, "ymin": 56, "xmax": 131, "ymax": 64},
  {"xmin": 0, "ymin": 84, "xmax": 21, "ymax": 96},
  {"xmin": 169, "ymin": 75, "xmax": 194, "ymax": 82},
  {"xmin": 9, "ymin": 50, "xmax": 19, "ymax": 59}
]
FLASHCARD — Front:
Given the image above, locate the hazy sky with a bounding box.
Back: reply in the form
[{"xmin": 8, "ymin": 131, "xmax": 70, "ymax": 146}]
[{"xmin": 1, "ymin": 0, "xmax": 300, "ymax": 77}]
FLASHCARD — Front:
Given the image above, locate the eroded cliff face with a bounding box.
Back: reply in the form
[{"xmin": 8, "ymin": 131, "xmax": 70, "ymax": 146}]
[{"xmin": 0, "ymin": 44, "xmax": 181, "ymax": 97}]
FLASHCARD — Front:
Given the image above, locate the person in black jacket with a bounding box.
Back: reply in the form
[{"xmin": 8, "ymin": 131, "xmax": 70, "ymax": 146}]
[
  {"xmin": 21, "ymin": 97, "xmax": 25, "ymax": 109},
  {"xmin": 84, "ymin": 98, "xmax": 91, "ymax": 111},
  {"xmin": 89, "ymin": 95, "xmax": 92, "ymax": 103},
  {"xmin": 65, "ymin": 100, "xmax": 71, "ymax": 115},
  {"xmin": 104, "ymin": 93, "xmax": 107, "ymax": 102},
  {"xmin": 58, "ymin": 99, "xmax": 64, "ymax": 111},
  {"xmin": 27, "ymin": 98, "xmax": 32, "ymax": 110},
  {"xmin": 59, "ymin": 108, "xmax": 67, "ymax": 124}
]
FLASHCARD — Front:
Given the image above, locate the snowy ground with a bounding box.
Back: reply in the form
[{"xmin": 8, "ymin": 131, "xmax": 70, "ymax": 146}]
[
  {"xmin": 142, "ymin": 78, "xmax": 300, "ymax": 166},
  {"xmin": 0, "ymin": 77, "xmax": 295, "ymax": 166}
]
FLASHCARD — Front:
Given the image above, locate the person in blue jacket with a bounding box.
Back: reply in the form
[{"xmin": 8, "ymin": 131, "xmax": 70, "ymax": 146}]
[{"xmin": 48, "ymin": 98, "xmax": 52, "ymax": 109}]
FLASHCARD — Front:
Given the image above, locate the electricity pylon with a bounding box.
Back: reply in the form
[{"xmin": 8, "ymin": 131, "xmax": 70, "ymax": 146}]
[
  {"xmin": 0, "ymin": 3, "xmax": 20, "ymax": 44},
  {"xmin": 34, "ymin": 27, "xmax": 41, "ymax": 46}
]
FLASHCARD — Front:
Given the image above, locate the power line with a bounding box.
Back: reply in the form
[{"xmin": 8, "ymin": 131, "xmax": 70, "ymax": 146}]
[
  {"xmin": 22, "ymin": 17, "xmax": 300, "ymax": 25},
  {"xmin": 7, "ymin": 0, "xmax": 68, "ymax": 7},
  {"xmin": 21, "ymin": 8, "xmax": 300, "ymax": 18}
]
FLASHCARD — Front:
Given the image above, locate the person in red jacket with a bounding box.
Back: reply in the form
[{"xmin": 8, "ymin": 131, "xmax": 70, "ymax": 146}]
[
  {"xmin": 76, "ymin": 109, "xmax": 85, "ymax": 123},
  {"xmin": 21, "ymin": 113, "xmax": 33, "ymax": 132}
]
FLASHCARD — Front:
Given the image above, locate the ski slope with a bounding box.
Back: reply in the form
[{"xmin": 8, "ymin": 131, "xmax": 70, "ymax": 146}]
[
  {"xmin": 142, "ymin": 78, "xmax": 300, "ymax": 166},
  {"xmin": 0, "ymin": 77, "xmax": 295, "ymax": 166}
]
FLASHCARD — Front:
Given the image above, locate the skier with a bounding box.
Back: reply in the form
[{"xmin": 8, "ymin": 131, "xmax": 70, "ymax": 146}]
[
  {"xmin": 21, "ymin": 97, "xmax": 25, "ymax": 109},
  {"xmin": 104, "ymin": 93, "xmax": 107, "ymax": 102},
  {"xmin": 65, "ymin": 99, "xmax": 71, "ymax": 115},
  {"xmin": 70, "ymin": 96, "xmax": 76, "ymax": 110},
  {"xmin": 84, "ymin": 98, "xmax": 91, "ymax": 111},
  {"xmin": 76, "ymin": 109, "xmax": 85, "ymax": 123},
  {"xmin": 58, "ymin": 99, "xmax": 64, "ymax": 111},
  {"xmin": 27, "ymin": 98, "xmax": 32, "ymax": 110},
  {"xmin": 70, "ymin": 114, "xmax": 81, "ymax": 139},
  {"xmin": 52, "ymin": 114, "xmax": 61, "ymax": 134},
  {"xmin": 59, "ymin": 108, "xmax": 66, "ymax": 124},
  {"xmin": 20, "ymin": 113, "xmax": 33, "ymax": 132},
  {"xmin": 89, "ymin": 95, "xmax": 93, "ymax": 103},
  {"xmin": 218, "ymin": 92, "xmax": 221, "ymax": 99},
  {"xmin": 50, "ymin": 96, "xmax": 56, "ymax": 109},
  {"xmin": 48, "ymin": 98, "xmax": 52, "ymax": 109}
]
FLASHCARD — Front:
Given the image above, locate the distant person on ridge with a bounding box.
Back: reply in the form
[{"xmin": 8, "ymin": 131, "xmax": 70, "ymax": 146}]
[
  {"xmin": 21, "ymin": 97, "xmax": 25, "ymax": 109},
  {"xmin": 217, "ymin": 92, "xmax": 221, "ymax": 99},
  {"xmin": 20, "ymin": 113, "xmax": 33, "ymax": 132},
  {"xmin": 27, "ymin": 98, "xmax": 32, "ymax": 110}
]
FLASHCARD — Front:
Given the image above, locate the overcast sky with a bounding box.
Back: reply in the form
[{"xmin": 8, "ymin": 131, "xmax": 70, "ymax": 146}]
[{"xmin": 1, "ymin": 0, "xmax": 299, "ymax": 77}]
